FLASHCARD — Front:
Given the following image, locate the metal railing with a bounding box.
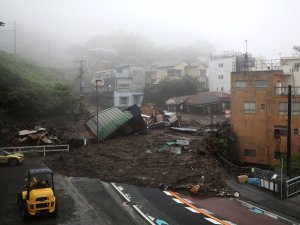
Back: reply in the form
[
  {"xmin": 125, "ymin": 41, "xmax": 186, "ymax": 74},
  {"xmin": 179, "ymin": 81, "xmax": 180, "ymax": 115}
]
[
  {"xmin": 286, "ymin": 176, "xmax": 300, "ymax": 198},
  {"xmin": 0, "ymin": 145, "xmax": 69, "ymax": 156},
  {"xmin": 274, "ymin": 86, "xmax": 300, "ymax": 96},
  {"xmin": 233, "ymin": 59, "xmax": 282, "ymax": 72}
]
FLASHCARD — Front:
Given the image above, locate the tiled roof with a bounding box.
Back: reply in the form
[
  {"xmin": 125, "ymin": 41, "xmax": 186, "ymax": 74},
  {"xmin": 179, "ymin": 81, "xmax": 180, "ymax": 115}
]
[
  {"xmin": 166, "ymin": 92, "xmax": 224, "ymax": 106},
  {"xmin": 151, "ymin": 60, "xmax": 186, "ymax": 68}
]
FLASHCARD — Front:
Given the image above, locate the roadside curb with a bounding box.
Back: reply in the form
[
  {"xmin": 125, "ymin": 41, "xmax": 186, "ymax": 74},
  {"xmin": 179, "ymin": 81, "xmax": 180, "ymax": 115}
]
[
  {"xmin": 111, "ymin": 183, "xmax": 157, "ymax": 225},
  {"xmin": 236, "ymin": 198, "xmax": 300, "ymax": 225}
]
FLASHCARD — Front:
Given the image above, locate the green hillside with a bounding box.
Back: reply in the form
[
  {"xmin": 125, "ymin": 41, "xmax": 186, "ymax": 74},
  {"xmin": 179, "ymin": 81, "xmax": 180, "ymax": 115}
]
[{"xmin": 0, "ymin": 51, "xmax": 74, "ymax": 118}]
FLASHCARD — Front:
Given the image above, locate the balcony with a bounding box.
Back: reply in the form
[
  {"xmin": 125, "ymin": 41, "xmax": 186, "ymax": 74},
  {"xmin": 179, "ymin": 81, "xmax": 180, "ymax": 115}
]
[{"xmin": 275, "ymin": 87, "xmax": 300, "ymax": 96}]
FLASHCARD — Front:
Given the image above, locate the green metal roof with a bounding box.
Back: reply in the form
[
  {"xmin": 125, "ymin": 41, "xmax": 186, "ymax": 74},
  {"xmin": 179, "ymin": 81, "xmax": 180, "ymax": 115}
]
[{"xmin": 86, "ymin": 107, "xmax": 133, "ymax": 141}]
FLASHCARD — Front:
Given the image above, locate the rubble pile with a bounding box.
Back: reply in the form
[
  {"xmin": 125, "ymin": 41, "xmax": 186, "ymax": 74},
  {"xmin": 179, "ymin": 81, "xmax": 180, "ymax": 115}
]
[{"xmin": 47, "ymin": 127, "xmax": 229, "ymax": 194}]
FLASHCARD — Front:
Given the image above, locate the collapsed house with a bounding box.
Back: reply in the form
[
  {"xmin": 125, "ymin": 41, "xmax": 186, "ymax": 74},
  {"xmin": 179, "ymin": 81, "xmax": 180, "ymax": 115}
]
[
  {"xmin": 166, "ymin": 92, "xmax": 230, "ymax": 114},
  {"xmin": 85, "ymin": 104, "xmax": 147, "ymax": 141}
]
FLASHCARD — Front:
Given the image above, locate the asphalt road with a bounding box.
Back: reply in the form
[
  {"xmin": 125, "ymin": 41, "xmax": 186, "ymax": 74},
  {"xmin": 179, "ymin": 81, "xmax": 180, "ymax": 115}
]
[
  {"xmin": 118, "ymin": 183, "xmax": 292, "ymax": 225},
  {"xmin": 1, "ymin": 156, "xmax": 296, "ymax": 225},
  {"xmin": 0, "ymin": 157, "xmax": 146, "ymax": 225}
]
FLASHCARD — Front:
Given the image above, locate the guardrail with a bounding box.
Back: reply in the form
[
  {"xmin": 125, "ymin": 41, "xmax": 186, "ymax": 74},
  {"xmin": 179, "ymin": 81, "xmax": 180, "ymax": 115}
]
[
  {"xmin": 0, "ymin": 145, "xmax": 69, "ymax": 156},
  {"xmin": 286, "ymin": 176, "xmax": 300, "ymax": 198}
]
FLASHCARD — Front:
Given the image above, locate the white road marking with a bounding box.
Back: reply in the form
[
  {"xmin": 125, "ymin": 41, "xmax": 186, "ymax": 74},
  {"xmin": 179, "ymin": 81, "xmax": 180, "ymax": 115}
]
[
  {"xmin": 133, "ymin": 205, "xmax": 157, "ymax": 225},
  {"xmin": 205, "ymin": 217, "xmax": 222, "ymax": 224},
  {"xmin": 147, "ymin": 214, "xmax": 156, "ymax": 221},
  {"xmin": 172, "ymin": 198, "xmax": 184, "ymax": 204},
  {"xmin": 117, "ymin": 185, "xmax": 124, "ymax": 191},
  {"xmin": 185, "ymin": 207, "xmax": 200, "ymax": 213},
  {"xmin": 163, "ymin": 191, "xmax": 172, "ymax": 196},
  {"xmin": 264, "ymin": 211, "xmax": 278, "ymax": 220},
  {"xmin": 111, "ymin": 183, "xmax": 131, "ymax": 202},
  {"xmin": 236, "ymin": 199, "xmax": 298, "ymax": 225},
  {"xmin": 200, "ymin": 208, "xmax": 214, "ymax": 215},
  {"xmin": 183, "ymin": 198, "xmax": 194, "ymax": 204}
]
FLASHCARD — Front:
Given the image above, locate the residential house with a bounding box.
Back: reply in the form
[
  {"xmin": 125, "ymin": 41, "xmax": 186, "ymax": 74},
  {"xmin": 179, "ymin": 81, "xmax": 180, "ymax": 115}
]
[
  {"xmin": 166, "ymin": 92, "xmax": 230, "ymax": 114},
  {"xmin": 146, "ymin": 60, "xmax": 189, "ymax": 86},
  {"xmin": 231, "ymin": 58, "xmax": 300, "ymax": 167},
  {"xmin": 92, "ymin": 64, "xmax": 145, "ymax": 108},
  {"xmin": 185, "ymin": 61, "xmax": 209, "ymax": 90}
]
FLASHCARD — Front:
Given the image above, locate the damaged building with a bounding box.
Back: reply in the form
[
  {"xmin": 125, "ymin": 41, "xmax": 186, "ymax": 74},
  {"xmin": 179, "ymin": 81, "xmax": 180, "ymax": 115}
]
[{"xmin": 165, "ymin": 92, "xmax": 230, "ymax": 114}]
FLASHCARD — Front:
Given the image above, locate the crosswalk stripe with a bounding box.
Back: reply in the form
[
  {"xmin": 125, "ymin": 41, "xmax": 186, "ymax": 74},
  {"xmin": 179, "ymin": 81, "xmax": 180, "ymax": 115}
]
[
  {"xmin": 163, "ymin": 191, "xmax": 172, "ymax": 196},
  {"xmin": 205, "ymin": 217, "xmax": 222, "ymax": 224},
  {"xmin": 200, "ymin": 208, "xmax": 214, "ymax": 215},
  {"xmin": 172, "ymin": 198, "xmax": 184, "ymax": 204},
  {"xmin": 185, "ymin": 207, "xmax": 200, "ymax": 213}
]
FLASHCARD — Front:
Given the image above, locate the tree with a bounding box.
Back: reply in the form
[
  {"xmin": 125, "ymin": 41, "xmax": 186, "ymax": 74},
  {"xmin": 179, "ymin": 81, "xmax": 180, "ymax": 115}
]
[
  {"xmin": 144, "ymin": 76, "xmax": 198, "ymax": 106},
  {"xmin": 0, "ymin": 21, "xmax": 4, "ymax": 26}
]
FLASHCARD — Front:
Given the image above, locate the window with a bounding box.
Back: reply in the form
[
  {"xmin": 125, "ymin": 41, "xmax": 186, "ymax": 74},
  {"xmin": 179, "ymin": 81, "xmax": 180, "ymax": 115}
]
[
  {"xmin": 274, "ymin": 125, "xmax": 287, "ymax": 137},
  {"xmin": 199, "ymin": 70, "xmax": 206, "ymax": 76},
  {"xmin": 133, "ymin": 95, "xmax": 140, "ymax": 105},
  {"xmin": 221, "ymin": 87, "xmax": 224, "ymax": 91},
  {"xmin": 117, "ymin": 83, "xmax": 131, "ymax": 89},
  {"xmin": 279, "ymin": 102, "xmax": 300, "ymax": 115},
  {"xmin": 255, "ymin": 80, "xmax": 268, "ymax": 88},
  {"xmin": 294, "ymin": 129, "xmax": 299, "ymax": 136},
  {"xmin": 218, "ymin": 75, "xmax": 224, "ymax": 79},
  {"xmin": 235, "ymin": 80, "xmax": 247, "ymax": 89},
  {"xmin": 244, "ymin": 102, "xmax": 256, "ymax": 114},
  {"xmin": 119, "ymin": 97, "xmax": 129, "ymax": 106},
  {"xmin": 167, "ymin": 69, "xmax": 181, "ymax": 77},
  {"xmin": 244, "ymin": 149, "xmax": 256, "ymax": 157},
  {"xmin": 260, "ymin": 104, "xmax": 265, "ymax": 109},
  {"xmin": 218, "ymin": 63, "xmax": 223, "ymax": 67}
]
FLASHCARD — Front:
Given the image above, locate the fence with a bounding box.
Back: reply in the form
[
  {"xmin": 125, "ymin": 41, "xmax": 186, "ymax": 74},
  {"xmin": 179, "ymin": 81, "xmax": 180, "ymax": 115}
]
[
  {"xmin": 0, "ymin": 145, "xmax": 69, "ymax": 156},
  {"xmin": 286, "ymin": 176, "xmax": 300, "ymax": 198}
]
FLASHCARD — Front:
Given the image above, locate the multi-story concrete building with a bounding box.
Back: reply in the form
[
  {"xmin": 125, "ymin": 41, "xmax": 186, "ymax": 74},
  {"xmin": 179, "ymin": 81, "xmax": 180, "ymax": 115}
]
[
  {"xmin": 207, "ymin": 52, "xmax": 255, "ymax": 93},
  {"xmin": 231, "ymin": 59, "xmax": 300, "ymax": 167}
]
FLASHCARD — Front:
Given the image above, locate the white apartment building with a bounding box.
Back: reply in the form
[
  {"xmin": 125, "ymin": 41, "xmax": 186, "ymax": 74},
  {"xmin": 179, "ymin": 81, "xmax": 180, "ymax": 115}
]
[{"xmin": 207, "ymin": 52, "xmax": 258, "ymax": 93}]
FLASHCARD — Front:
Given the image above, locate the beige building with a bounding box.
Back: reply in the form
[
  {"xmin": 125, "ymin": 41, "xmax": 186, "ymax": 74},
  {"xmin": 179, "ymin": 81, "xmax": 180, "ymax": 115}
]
[
  {"xmin": 231, "ymin": 64, "xmax": 300, "ymax": 167},
  {"xmin": 147, "ymin": 60, "xmax": 189, "ymax": 85},
  {"xmin": 185, "ymin": 61, "xmax": 208, "ymax": 90}
]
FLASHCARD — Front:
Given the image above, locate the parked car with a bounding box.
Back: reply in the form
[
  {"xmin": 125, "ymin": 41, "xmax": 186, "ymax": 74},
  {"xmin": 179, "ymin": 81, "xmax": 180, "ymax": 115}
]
[{"xmin": 0, "ymin": 150, "xmax": 24, "ymax": 166}]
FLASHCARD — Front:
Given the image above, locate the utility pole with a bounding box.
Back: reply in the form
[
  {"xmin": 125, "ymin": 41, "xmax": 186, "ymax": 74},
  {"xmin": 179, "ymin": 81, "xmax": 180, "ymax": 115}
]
[
  {"xmin": 245, "ymin": 40, "xmax": 248, "ymax": 72},
  {"xmin": 96, "ymin": 80, "xmax": 102, "ymax": 142},
  {"xmin": 287, "ymin": 85, "xmax": 292, "ymax": 177},
  {"xmin": 74, "ymin": 60, "xmax": 86, "ymax": 113},
  {"xmin": 74, "ymin": 60, "xmax": 85, "ymax": 94}
]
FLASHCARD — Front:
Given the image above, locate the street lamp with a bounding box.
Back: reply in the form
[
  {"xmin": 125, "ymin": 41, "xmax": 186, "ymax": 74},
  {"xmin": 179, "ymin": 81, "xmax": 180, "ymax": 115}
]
[{"xmin": 95, "ymin": 79, "xmax": 102, "ymax": 142}]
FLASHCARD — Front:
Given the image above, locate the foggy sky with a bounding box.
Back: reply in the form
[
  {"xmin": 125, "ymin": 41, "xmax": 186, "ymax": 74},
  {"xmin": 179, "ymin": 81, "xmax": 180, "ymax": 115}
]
[{"xmin": 0, "ymin": 0, "xmax": 300, "ymax": 59}]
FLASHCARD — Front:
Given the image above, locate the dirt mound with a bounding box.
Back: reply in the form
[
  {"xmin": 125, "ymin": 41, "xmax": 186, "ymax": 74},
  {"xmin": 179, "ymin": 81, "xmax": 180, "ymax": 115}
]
[{"xmin": 46, "ymin": 128, "xmax": 228, "ymax": 193}]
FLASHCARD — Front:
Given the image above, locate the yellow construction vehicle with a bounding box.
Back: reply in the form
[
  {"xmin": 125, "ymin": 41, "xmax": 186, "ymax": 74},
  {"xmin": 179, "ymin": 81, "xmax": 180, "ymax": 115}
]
[{"xmin": 17, "ymin": 168, "xmax": 58, "ymax": 221}]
